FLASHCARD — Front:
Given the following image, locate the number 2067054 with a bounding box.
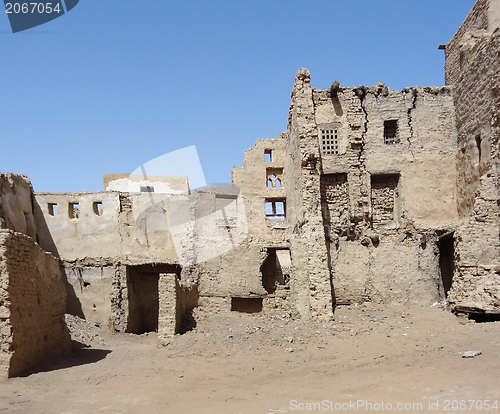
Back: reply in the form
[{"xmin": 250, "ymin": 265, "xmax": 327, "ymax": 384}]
[{"xmin": 5, "ymin": 3, "xmax": 62, "ymax": 14}]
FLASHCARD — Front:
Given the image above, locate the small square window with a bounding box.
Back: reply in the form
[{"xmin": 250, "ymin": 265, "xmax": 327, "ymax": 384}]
[
  {"xmin": 48, "ymin": 203, "xmax": 58, "ymax": 217},
  {"xmin": 384, "ymin": 120, "xmax": 399, "ymax": 144},
  {"xmin": 321, "ymin": 129, "xmax": 339, "ymax": 156}
]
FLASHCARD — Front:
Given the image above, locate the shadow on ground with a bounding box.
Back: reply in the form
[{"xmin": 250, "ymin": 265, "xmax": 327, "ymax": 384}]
[{"xmin": 19, "ymin": 340, "xmax": 112, "ymax": 377}]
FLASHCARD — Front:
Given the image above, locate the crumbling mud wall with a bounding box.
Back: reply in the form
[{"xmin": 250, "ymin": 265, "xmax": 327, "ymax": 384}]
[
  {"xmin": 284, "ymin": 69, "xmax": 458, "ymax": 308},
  {"xmin": 35, "ymin": 192, "xmax": 180, "ymax": 263},
  {"xmin": 0, "ymin": 173, "xmax": 37, "ymax": 239},
  {"xmin": 285, "ymin": 69, "xmax": 335, "ymax": 320},
  {"xmin": 0, "ymin": 230, "xmax": 70, "ymax": 378},
  {"xmin": 445, "ymin": 0, "xmax": 500, "ymax": 85},
  {"xmin": 158, "ymin": 272, "xmax": 198, "ymax": 345},
  {"xmin": 448, "ymin": 29, "xmax": 500, "ymax": 313}
]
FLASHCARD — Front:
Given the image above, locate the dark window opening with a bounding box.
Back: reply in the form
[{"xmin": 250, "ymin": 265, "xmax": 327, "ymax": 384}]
[
  {"xmin": 475, "ymin": 135, "xmax": 482, "ymax": 163},
  {"xmin": 48, "ymin": 203, "xmax": 58, "ymax": 216},
  {"xmin": 468, "ymin": 313, "xmax": 500, "ymax": 323},
  {"xmin": 140, "ymin": 186, "xmax": 155, "ymax": 193},
  {"xmin": 68, "ymin": 203, "xmax": 80, "ymax": 219},
  {"xmin": 265, "ymin": 199, "xmax": 286, "ymax": 219},
  {"xmin": 438, "ymin": 232, "xmax": 454, "ymax": 298},
  {"xmin": 384, "ymin": 120, "xmax": 399, "ymax": 144},
  {"xmin": 93, "ymin": 202, "xmax": 103, "ymax": 216},
  {"xmin": 127, "ymin": 268, "xmax": 159, "ymax": 334},
  {"xmin": 264, "ymin": 149, "xmax": 272, "ymax": 162},
  {"xmin": 231, "ymin": 297, "xmax": 263, "ymax": 313},
  {"xmin": 321, "ymin": 129, "xmax": 339, "ymax": 156}
]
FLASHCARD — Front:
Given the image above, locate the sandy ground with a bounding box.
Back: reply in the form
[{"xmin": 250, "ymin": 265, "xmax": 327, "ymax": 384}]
[{"xmin": 0, "ymin": 303, "xmax": 499, "ymax": 414}]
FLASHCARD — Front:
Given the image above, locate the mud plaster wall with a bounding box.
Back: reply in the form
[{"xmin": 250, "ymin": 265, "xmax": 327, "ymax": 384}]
[
  {"xmin": 445, "ymin": 0, "xmax": 500, "ymax": 86},
  {"xmin": 0, "ymin": 230, "xmax": 70, "ymax": 378},
  {"xmin": 63, "ymin": 265, "xmax": 113, "ymax": 326},
  {"xmin": 0, "ymin": 173, "xmax": 36, "ymax": 239},
  {"xmin": 292, "ymin": 75, "xmax": 457, "ymax": 307},
  {"xmin": 231, "ymin": 137, "xmax": 289, "ymax": 240},
  {"xmin": 35, "ymin": 192, "xmax": 179, "ymax": 263},
  {"xmin": 35, "ymin": 192, "xmax": 121, "ymax": 260},
  {"xmin": 448, "ymin": 30, "xmax": 500, "ymax": 312}
]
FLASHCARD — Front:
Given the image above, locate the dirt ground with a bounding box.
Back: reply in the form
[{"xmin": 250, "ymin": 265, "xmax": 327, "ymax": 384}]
[{"xmin": 0, "ymin": 303, "xmax": 499, "ymax": 414}]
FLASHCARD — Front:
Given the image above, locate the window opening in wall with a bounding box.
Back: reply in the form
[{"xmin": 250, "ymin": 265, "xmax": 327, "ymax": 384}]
[
  {"xmin": 140, "ymin": 186, "xmax": 155, "ymax": 193},
  {"xmin": 371, "ymin": 174, "xmax": 399, "ymax": 227},
  {"xmin": 48, "ymin": 203, "xmax": 58, "ymax": 216},
  {"xmin": 68, "ymin": 203, "xmax": 80, "ymax": 219},
  {"xmin": 261, "ymin": 248, "xmax": 291, "ymax": 294},
  {"xmin": 265, "ymin": 199, "xmax": 286, "ymax": 219},
  {"xmin": 475, "ymin": 135, "xmax": 482, "ymax": 163},
  {"xmin": 266, "ymin": 168, "xmax": 284, "ymax": 189},
  {"xmin": 231, "ymin": 297, "xmax": 263, "ymax": 313},
  {"xmin": 384, "ymin": 120, "xmax": 399, "ymax": 144},
  {"xmin": 264, "ymin": 149, "xmax": 272, "ymax": 162},
  {"xmin": 93, "ymin": 202, "xmax": 103, "ymax": 216},
  {"xmin": 321, "ymin": 129, "xmax": 339, "ymax": 155}
]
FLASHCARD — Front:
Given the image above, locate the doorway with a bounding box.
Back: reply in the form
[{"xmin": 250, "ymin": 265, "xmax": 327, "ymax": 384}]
[
  {"xmin": 437, "ymin": 232, "xmax": 454, "ymax": 297},
  {"xmin": 126, "ymin": 263, "xmax": 178, "ymax": 334}
]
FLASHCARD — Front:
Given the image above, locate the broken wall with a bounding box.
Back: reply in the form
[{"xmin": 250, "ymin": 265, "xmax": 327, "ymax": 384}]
[
  {"xmin": 0, "ymin": 230, "xmax": 70, "ymax": 378},
  {"xmin": 0, "ymin": 173, "xmax": 37, "ymax": 239}
]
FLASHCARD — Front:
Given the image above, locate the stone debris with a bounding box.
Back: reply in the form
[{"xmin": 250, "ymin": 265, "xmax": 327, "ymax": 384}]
[{"xmin": 462, "ymin": 350, "xmax": 482, "ymax": 358}]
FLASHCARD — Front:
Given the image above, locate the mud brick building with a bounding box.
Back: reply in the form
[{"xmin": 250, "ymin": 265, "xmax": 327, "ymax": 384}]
[{"xmin": 1, "ymin": 0, "xmax": 499, "ymax": 376}]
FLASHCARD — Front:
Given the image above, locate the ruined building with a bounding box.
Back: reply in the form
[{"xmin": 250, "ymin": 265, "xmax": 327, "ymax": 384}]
[{"xmin": 1, "ymin": 0, "xmax": 500, "ymax": 376}]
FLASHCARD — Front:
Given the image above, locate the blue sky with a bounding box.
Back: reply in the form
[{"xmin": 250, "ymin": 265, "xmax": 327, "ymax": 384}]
[{"xmin": 0, "ymin": 0, "xmax": 476, "ymax": 192}]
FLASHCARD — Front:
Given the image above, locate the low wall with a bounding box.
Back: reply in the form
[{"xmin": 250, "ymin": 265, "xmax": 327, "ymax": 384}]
[{"xmin": 0, "ymin": 230, "xmax": 70, "ymax": 378}]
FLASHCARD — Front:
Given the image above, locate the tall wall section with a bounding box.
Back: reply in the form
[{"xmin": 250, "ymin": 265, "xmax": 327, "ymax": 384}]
[
  {"xmin": 448, "ymin": 29, "xmax": 500, "ymax": 313},
  {"xmin": 285, "ymin": 69, "xmax": 334, "ymax": 320},
  {"xmin": 445, "ymin": 0, "xmax": 500, "ymax": 85},
  {"xmin": 286, "ymin": 68, "xmax": 458, "ymax": 309}
]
